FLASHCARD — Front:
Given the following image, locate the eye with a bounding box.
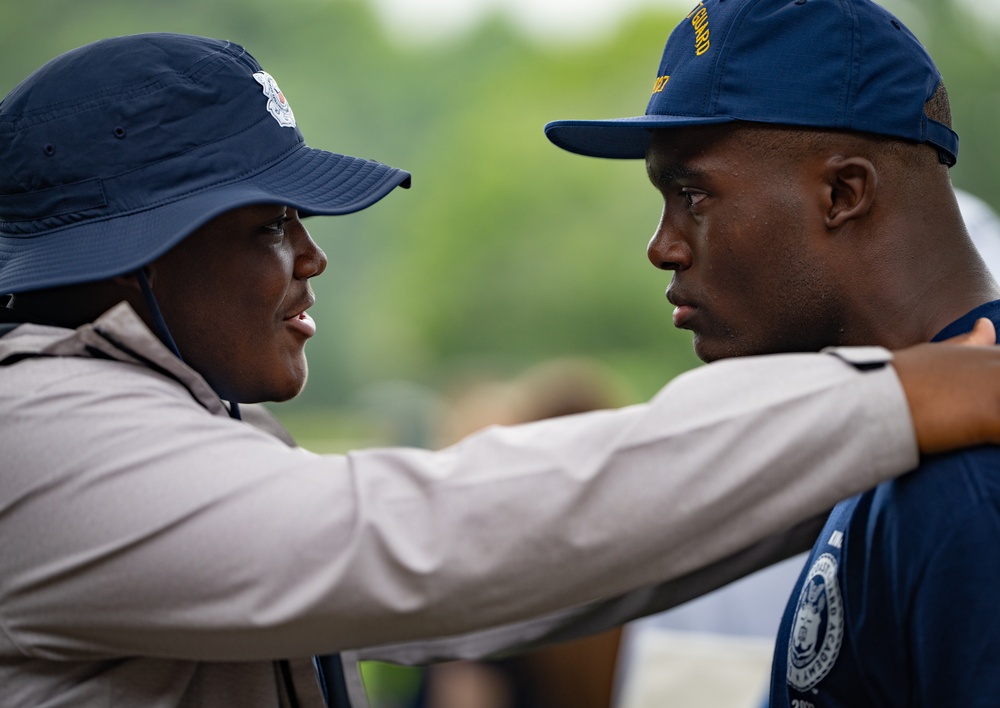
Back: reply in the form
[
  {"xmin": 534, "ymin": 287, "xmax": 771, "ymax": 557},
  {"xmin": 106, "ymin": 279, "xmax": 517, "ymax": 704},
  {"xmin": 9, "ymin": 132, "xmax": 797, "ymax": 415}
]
[
  {"xmin": 681, "ymin": 189, "xmax": 707, "ymax": 207},
  {"xmin": 262, "ymin": 215, "xmax": 290, "ymax": 237}
]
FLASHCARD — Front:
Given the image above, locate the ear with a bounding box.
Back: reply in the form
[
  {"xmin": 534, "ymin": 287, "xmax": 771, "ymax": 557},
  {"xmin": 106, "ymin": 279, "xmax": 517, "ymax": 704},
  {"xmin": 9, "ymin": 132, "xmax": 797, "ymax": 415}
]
[{"xmin": 823, "ymin": 156, "xmax": 877, "ymax": 230}]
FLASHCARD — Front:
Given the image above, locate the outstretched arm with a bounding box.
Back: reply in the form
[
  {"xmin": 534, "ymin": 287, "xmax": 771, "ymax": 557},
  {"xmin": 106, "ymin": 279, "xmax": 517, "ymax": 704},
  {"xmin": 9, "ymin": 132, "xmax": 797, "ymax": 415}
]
[
  {"xmin": 7, "ymin": 315, "xmax": 1000, "ymax": 668},
  {"xmin": 349, "ymin": 323, "xmax": 1000, "ymax": 675}
]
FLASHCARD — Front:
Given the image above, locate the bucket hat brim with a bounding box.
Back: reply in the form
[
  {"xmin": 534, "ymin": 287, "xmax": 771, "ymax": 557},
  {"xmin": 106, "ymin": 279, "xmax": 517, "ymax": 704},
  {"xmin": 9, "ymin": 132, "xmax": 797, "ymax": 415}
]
[{"xmin": 0, "ymin": 144, "xmax": 411, "ymax": 294}]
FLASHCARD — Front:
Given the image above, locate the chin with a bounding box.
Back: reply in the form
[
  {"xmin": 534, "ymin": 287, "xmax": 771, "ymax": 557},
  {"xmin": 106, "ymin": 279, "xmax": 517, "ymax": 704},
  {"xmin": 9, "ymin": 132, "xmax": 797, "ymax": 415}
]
[
  {"xmin": 225, "ymin": 362, "xmax": 309, "ymax": 404},
  {"xmin": 279, "ymin": 362, "xmax": 310, "ymax": 401},
  {"xmin": 693, "ymin": 334, "xmax": 758, "ymax": 363},
  {"xmin": 236, "ymin": 384, "xmax": 304, "ymax": 405},
  {"xmin": 692, "ymin": 336, "xmax": 726, "ymax": 363},
  {"xmin": 267, "ymin": 382, "xmax": 306, "ymax": 403},
  {"xmin": 259, "ymin": 369, "xmax": 309, "ymax": 403},
  {"xmin": 261, "ymin": 350, "xmax": 309, "ymax": 402}
]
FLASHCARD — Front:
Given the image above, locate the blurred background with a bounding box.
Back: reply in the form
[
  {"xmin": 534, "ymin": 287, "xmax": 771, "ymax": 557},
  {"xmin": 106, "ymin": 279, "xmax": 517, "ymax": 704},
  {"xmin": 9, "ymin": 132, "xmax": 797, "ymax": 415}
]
[
  {"xmin": 6, "ymin": 0, "xmax": 998, "ymax": 455},
  {"xmin": 3, "ymin": 0, "xmax": 998, "ymax": 705}
]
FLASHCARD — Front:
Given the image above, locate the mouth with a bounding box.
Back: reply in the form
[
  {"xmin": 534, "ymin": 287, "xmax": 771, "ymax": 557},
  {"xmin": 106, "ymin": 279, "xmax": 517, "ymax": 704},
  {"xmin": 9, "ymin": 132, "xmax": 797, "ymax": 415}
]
[
  {"xmin": 283, "ymin": 296, "xmax": 317, "ymax": 338},
  {"xmin": 672, "ymin": 304, "xmax": 696, "ymax": 329},
  {"xmin": 666, "ymin": 288, "xmax": 698, "ymax": 329}
]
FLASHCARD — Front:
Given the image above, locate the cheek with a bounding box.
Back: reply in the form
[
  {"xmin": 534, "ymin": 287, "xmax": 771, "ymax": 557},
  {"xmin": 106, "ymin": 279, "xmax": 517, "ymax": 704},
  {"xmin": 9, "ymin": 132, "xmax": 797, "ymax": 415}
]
[
  {"xmin": 226, "ymin": 277, "xmax": 291, "ymax": 337},
  {"xmin": 707, "ymin": 219, "xmax": 801, "ymax": 326},
  {"xmin": 706, "ymin": 224, "xmax": 767, "ymax": 304}
]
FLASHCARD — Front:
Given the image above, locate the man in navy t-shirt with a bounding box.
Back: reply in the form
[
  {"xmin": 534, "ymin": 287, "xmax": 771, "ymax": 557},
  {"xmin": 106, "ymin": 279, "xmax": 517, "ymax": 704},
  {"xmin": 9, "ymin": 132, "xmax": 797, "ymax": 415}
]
[
  {"xmin": 541, "ymin": 0, "xmax": 1000, "ymax": 703},
  {"xmin": 771, "ymin": 302, "xmax": 1000, "ymax": 707}
]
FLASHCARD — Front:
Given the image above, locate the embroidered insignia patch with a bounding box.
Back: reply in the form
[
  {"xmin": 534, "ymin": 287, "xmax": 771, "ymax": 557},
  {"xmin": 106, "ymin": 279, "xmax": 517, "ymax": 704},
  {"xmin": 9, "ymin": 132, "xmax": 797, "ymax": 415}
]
[
  {"xmin": 253, "ymin": 71, "xmax": 296, "ymax": 128},
  {"xmin": 787, "ymin": 553, "xmax": 845, "ymax": 692}
]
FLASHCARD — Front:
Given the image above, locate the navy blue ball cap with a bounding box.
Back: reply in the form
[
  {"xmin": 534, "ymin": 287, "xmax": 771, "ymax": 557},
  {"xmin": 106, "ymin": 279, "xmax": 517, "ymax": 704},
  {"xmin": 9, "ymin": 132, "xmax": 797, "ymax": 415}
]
[
  {"xmin": 544, "ymin": 0, "xmax": 959, "ymax": 164},
  {"xmin": 0, "ymin": 33, "xmax": 411, "ymax": 294}
]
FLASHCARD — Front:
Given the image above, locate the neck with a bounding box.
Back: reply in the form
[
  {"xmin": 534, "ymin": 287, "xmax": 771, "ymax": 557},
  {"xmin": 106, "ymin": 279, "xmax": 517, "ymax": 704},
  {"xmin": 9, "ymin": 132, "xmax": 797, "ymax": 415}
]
[{"xmin": 838, "ymin": 214, "xmax": 1000, "ymax": 349}]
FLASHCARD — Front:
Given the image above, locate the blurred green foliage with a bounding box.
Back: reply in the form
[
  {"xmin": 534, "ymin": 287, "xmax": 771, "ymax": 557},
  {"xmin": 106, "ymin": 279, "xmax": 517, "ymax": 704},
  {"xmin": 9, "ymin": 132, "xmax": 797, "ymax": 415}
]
[{"xmin": 3, "ymin": 0, "xmax": 998, "ymax": 448}]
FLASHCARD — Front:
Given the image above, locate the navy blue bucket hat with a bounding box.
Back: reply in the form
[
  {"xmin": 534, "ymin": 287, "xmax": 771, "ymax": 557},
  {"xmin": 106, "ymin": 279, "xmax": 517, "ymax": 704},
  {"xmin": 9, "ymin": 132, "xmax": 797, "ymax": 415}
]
[
  {"xmin": 544, "ymin": 0, "xmax": 958, "ymax": 165},
  {"xmin": 0, "ymin": 33, "xmax": 411, "ymax": 294}
]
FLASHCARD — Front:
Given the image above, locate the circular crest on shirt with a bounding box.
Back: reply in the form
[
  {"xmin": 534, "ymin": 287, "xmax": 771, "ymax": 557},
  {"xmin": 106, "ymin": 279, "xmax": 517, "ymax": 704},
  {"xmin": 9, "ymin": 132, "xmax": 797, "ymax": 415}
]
[{"xmin": 787, "ymin": 552, "xmax": 844, "ymax": 692}]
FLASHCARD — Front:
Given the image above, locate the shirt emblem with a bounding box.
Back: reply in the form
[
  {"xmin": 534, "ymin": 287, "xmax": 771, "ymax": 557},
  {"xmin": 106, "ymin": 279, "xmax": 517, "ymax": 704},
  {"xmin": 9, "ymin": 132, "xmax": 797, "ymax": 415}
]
[
  {"xmin": 787, "ymin": 552, "xmax": 845, "ymax": 692},
  {"xmin": 253, "ymin": 71, "xmax": 296, "ymax": 128}
]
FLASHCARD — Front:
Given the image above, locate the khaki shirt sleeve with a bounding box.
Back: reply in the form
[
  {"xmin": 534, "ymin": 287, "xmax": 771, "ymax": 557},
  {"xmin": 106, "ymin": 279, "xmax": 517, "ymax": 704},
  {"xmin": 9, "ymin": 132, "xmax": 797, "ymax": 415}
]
[
  {"xmin": 345, "ymin": 349, "xmax": 909, "ymax": 675},
  {"xmin": 0, "ymin": 349, "xmax": 915, "ymax": 663}
]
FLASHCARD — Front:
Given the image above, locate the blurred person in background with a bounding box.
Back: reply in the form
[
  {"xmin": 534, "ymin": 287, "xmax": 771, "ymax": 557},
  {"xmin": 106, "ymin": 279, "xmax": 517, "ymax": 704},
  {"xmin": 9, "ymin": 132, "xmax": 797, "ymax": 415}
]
[
  {"xmin": 416, "ymin": 359, "xmax": 630, "ymax": 708},
  {"xmin": 957, "ymin": 188, "xmax": 1000, "ymax": 279}
]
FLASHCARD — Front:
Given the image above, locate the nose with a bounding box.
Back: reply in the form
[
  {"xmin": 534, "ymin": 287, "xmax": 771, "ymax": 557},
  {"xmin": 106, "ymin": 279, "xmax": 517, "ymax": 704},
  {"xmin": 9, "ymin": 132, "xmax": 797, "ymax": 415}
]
[
  {"xmin": 295, "ymin": 224, "xmax": 328, "ymax": 279},
  {"xmin": 646, "ymin": 206, "xmax": 692, "ymax": 272}
]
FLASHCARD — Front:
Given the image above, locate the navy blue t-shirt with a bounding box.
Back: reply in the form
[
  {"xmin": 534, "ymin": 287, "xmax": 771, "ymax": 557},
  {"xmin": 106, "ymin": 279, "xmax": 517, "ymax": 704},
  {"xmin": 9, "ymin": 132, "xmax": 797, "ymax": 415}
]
[{"xmin": 769, "ymin": 300, "xmax": 1000, "ymax": 707}]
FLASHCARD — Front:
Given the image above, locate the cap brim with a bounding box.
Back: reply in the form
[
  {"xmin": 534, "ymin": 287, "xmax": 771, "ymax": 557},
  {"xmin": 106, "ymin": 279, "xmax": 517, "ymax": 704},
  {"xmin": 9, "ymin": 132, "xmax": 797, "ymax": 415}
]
[
  {"xmin": 0, "ymin": 145, "xmax": 411, "ymax": 293},
  {"xmin": 544, "ymin": 115, "xmax": 736, "ymax": 159}
]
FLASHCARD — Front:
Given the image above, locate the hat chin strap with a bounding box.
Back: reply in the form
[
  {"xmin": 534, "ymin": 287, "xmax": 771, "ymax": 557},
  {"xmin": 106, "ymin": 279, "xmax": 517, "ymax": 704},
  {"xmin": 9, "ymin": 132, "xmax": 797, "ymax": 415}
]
[{"xmin": 135, "ymin": 268, "xmax": 241, "ymax": 421}]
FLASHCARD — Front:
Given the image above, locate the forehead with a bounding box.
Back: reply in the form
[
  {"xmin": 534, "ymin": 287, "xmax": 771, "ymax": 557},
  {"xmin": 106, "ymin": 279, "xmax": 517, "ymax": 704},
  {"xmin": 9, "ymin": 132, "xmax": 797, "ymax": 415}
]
[{"xmin": 645, "ymin": 124, "xmax": 759, "ymax": 182}]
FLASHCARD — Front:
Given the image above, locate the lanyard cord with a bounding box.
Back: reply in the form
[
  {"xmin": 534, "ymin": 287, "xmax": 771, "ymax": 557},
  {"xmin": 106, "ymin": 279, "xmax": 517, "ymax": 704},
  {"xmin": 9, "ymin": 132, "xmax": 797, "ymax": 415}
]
[
  {"xmin": 135, "ymin": 269, "xmax": 182, "ymax": 360},
  {"xmin": 135, "ymin": 269, "xmax": 241, "ymax": 420},
  {"xmin": 279, "ymin": 659, "xmax": 302, "ymax": 708}
]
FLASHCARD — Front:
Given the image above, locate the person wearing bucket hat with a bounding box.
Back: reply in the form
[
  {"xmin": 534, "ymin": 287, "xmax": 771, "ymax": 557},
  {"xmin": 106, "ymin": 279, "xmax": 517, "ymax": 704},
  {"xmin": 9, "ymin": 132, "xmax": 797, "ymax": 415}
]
[
  {"xmin": 3, "ymin": 29, "xmax": 1000, "ymax": 708},
  {"xmin": 546, "ymin": 0, "xmax": 1000, "ymax": 704}
]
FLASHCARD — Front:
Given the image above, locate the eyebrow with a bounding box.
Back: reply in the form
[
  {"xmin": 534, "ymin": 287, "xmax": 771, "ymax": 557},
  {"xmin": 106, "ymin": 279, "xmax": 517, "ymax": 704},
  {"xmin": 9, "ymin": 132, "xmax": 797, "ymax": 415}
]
[{"xmin": 647, "ymin": 162, "xmax": 704, "ymax": 186}]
